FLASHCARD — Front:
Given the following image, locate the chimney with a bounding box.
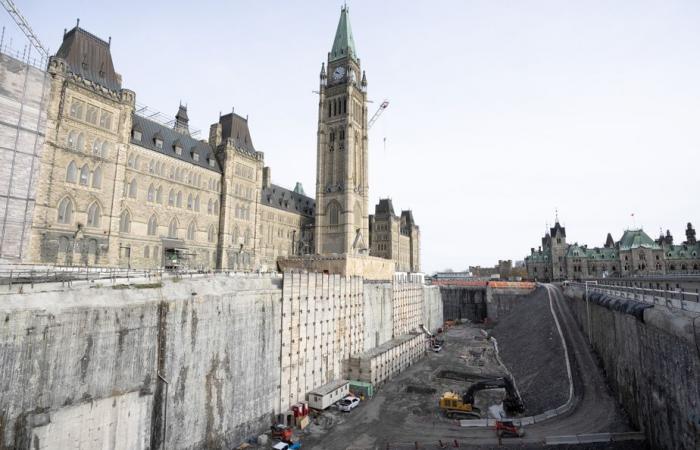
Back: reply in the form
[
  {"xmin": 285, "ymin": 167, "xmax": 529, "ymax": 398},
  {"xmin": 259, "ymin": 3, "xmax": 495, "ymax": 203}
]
[
  {"xmin": 262, "ymin": 166, "xmax": 272, "ymax": 188},
  {"xmin": 209, "ymin": 122, "xmax": 222, "ymax": 147}
]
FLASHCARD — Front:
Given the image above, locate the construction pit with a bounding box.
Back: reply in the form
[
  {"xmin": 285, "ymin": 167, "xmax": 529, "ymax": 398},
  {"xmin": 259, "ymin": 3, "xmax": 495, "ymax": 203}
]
[{"xmin": 295, "ymin": 286, "xmax": 643, "ymax": 450}]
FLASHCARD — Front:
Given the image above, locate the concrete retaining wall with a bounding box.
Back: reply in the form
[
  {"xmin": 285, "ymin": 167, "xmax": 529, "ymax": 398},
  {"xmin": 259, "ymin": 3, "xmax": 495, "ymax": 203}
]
[{"xmin": 565, "ymin": 286, "xmax": 700, "ymax": 450}]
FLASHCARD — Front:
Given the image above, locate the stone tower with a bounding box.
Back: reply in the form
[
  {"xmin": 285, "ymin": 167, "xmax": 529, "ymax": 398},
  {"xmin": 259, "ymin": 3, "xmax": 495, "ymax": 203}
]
[
  {"xmin": 314, "ymin": 6, "xmax": 369, "ymax": 255},
  {"xmin": 550, "ymin": 219, "xmax": 567, "ymax": 280}
]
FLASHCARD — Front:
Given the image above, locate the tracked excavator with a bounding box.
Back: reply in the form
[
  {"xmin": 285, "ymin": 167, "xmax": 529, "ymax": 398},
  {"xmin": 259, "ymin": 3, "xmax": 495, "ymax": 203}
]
[{"xmin": 439, "ymin": 376, "xmax": 525, "ymax": 419}]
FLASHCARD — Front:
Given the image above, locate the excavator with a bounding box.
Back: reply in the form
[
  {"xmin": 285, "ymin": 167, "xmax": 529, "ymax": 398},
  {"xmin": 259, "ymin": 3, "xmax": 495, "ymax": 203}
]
[{"xmin": 439, "ymin": 376, "xmax": 525, "ymax": 420}]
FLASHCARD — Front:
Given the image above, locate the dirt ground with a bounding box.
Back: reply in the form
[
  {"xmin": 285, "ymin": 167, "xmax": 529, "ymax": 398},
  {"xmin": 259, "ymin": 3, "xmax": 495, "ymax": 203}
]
[{"xmin": 259, "ymin": 285, "xmax": 636, "ymax": 450}]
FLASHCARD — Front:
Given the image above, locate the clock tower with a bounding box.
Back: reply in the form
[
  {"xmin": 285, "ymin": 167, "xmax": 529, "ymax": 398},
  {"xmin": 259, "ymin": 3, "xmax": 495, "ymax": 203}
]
[{"xmin": 314, "ymin": 6, "xmax": 369, "ymax": 255}]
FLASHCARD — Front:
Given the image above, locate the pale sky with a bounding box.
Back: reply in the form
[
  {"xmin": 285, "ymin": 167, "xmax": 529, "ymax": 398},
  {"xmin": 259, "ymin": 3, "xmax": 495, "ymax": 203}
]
[{"xmin": 7, "ymin": 0, "xmax": 700, "ymax": 273}]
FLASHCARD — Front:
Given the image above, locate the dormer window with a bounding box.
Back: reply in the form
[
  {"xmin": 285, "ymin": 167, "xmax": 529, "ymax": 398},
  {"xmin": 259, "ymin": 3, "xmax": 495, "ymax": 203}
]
[
  {"xmin": 174, "ymin": 145, "xmax": 182, "ymax": 155},
  {"xmin": 208, "ymin": 158, "xmax": 215, "ymax": 167},
  {"xmin": 192, "ymin": 152, "xmax": 199, "ymax": 162},
  {"xmin": 133, "ymin": 130, "xmax": 142, "ymax": 141},
  {"xmin": 155, "ymin": 139, "xmax": 163, "ymax": 149}
]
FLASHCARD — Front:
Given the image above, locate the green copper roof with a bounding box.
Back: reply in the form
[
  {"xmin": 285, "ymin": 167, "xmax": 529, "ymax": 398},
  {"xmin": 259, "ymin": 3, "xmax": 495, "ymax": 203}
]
[
  {"xmin": 618, "ymin": 229, "xmax": 660, "ymax": 251},
  {"xmin": 330, "ymin": 6, "xmax": 357, "ymax": 62}
]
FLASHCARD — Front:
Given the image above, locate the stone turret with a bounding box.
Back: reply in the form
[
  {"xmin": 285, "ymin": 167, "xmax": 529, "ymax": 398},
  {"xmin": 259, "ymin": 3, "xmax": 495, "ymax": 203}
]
[
  {"xmin": 174, "ymin": 104, "xmax": 189, "ymax": 135},
  {"xmin": 685, "ymin": 222, "xmax": 696, "ymax": 245}
]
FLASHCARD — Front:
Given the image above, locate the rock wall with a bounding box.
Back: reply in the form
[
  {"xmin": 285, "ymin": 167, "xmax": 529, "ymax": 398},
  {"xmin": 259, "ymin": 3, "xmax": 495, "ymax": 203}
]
[
  {"xmin": 0, "ymin": 274, "xmax": 282, "ymax": 449},
  {"xmin": 564, "ymin": 286, "xmax": 700, "ymax": 450},
  {"xmin": 440, "ymin": 286, "xmax": 487, "ymax": 322},
  {"xmin": 0, "ymin": 272, "xmax": 442, "ymax": 449},
  {"xmin": 486, "ymin": 287, "xmax": 535, "ymax": 320}
]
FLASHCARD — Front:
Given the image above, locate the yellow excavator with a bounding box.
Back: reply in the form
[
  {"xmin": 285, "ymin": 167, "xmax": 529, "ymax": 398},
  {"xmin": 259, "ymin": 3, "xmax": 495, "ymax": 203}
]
[{"xmin": 439, "ymin": 377, "xmax": 525, "ymax": 419}]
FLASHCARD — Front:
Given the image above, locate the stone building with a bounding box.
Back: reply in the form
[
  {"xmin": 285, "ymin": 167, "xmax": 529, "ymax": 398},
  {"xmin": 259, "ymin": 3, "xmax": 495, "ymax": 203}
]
[
  {"xmin": 24, "ymin": 25, "xmax": 314, "ymax": 271},
  {"xmin": 525, "ymin": 217, "xmax": 700, "ymax": 281},
  {"xmin": 8, "ymin": 8, "xmax": 421, "ymax": 272},
  {"xmin": 368, "ymin": 199, "xmax": 420, "ymax": 272}
]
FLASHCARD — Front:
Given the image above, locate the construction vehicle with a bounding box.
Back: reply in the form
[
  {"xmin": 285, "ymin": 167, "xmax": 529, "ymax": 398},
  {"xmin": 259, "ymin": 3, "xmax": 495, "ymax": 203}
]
[
  {"xmin": 495, "ymin": 420, "xmax": 525, "ymax": 438},
  {"xmin": 270, "ymin": 424, "xmax": 292, "ymax": 441},
  {"xmin": 439, "ymin": 377, "xmax": 525, "ymax": 419}
]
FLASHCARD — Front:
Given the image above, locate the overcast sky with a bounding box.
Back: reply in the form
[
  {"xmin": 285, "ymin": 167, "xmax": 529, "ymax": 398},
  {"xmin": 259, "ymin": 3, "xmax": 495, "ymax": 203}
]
[{"xmin": 7, "ymin": 1, "xmax": 700, "ymax": 273}]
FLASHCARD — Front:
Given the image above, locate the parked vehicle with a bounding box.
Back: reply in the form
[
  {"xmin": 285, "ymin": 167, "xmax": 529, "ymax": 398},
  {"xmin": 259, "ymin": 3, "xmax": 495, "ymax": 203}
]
[
  {"xmin": 273, "ymin": 440, "xmax": 301, "ymax": 450},
  {"xmin": 431, "ymin": 343, "xmax": 443, "ymax": 353},
  {"xmin": 337, "ymin": 396, "xmax": 360, "ymax": 412}
]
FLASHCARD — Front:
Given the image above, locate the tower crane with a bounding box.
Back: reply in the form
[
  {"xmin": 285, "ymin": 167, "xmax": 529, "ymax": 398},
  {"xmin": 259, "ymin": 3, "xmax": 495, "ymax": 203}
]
[
  {"xmin": 1, "ymin": 0, "xmax": 49, "ymax": 59},
  {"xmin": 367, "ymin": 99, "xmax": 389, "ymax": 130}
]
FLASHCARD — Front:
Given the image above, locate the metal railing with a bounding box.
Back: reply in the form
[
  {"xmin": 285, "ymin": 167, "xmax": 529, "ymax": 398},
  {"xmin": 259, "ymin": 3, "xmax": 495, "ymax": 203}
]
[
  {"xmin": 568, "ymin": 281, "xmax": 700, "ymax": 313},
  {"xmin": 0, "ymin": 264, "xmax": 280, "ymax": 289}
]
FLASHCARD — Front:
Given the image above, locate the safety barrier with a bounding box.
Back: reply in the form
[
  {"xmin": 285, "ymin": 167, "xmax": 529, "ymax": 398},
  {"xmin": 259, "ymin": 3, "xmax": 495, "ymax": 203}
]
[{"xmin": 568, "ymin": 282, "xmax": 700, "ymax": 313}]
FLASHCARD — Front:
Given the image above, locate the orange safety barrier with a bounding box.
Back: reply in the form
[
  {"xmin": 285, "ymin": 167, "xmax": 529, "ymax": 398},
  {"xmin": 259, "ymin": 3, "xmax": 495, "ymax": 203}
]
[{"xmin": 488, "ymin": 281, "xmax": 536, "ymax": 289}]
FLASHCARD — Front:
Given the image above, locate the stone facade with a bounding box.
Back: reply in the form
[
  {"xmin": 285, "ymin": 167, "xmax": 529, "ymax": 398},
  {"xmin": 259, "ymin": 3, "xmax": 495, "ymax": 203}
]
[
  {"xmin": 368, "ymin": 199, "xmax": 420, "ymax": 272},
  {"xmin": 526, "ymin": 218, "xmax": 700, "ymax": 281},
  {"xmin": 5, "ymin": 8, "xmax": 421, "ymax": 273}
]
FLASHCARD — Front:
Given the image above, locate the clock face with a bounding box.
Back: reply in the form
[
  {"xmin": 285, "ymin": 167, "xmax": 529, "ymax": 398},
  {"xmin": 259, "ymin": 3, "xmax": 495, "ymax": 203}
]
[{"xmin": 333, "ymin": 66, "xmax": 346, "ymax": 81}]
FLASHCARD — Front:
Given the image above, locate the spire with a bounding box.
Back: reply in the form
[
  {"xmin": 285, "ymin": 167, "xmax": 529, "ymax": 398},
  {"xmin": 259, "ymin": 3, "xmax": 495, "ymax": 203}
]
[{"xmin": 330, "ymin": 6, "xmax": 357, "ymax": 62}]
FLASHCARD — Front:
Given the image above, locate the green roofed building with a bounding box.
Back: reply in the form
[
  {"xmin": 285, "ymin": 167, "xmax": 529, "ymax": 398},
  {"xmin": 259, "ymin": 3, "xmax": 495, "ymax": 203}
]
[{"xmin": 525, "ymin": 218, "xmax": 700, "ymax": 281}]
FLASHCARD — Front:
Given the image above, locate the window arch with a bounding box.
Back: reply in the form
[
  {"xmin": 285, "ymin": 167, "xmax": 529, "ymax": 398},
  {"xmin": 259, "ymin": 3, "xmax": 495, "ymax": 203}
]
[
  {"xmin": 91, "ymin": 166, "xmax": 102, "ymax": 188},
  {"xmin": 187, "ymin": 193, "xmax": 193, "ymax": 210},
  {"xmin": 57, "ymin": 197, "xmax": 73, "ymax": 224},
  {"xmin": 327, "ymin": 201, "xmax": 340, "ymax": 226},
  {"xmin": 101, "ymin": 141, "xmax": 111, "ymax": 158},
  {"xmin": 245, "ymin": 227, "xmax": 251, "ymax": 246},
  {"xmin": 76, "ymin": 132, "xmax": 85, "ymax": 151},
  {"xmin": 86, "ymin": 201, "xmax": 101, "ymax": 227},
  {"xmin": 67, "ymin": 130, "xmax": 77, "ymax": 149},
  {"xmin": 92, "ymin": 139, "xmax": 102, "ymax": 155},
  {"xmin": 127, "ymin": 153, "xmax": 135, "ymax": 168},
  {"xmin": 208, "ymin": 225, "xmax": 216, "ymax": 243},
  {"xmin": 213, "ymin": 200, "xmax": 219, "ymax": 214},
  {"xmin": 155, "ymin": 161, "xmax": 162, "ymax": 175},
  {"xmin": 168, "ymin": 218, "xmax": 178, "ymax": 238},
  {"xmin": 129, "ymin": 179, "xmax": 137, "ymax": 198},
  {"xmin": 79, "ymin": 164, "xmax": 90, "ymax": 186},
  {"xmin": 147, "ymin": 215, "xmax": 158, "ymax": 236},
  {"xmin": 66, "ymin": 161, "xmax": 77, "ymax": 183},
  {"xmin": 134, "ymin": 156, "xmax": 141, "ymax": 171},
  {"xmin": 187, "ymin": 221, "xmax": 196, "ymax": 240},
  {"xmin": 176, "ymin": 191, "xmax": 183, "ymax": 208},
  {"xmin": 119, "ymin": 210, "xmax": 131, "ymax": 233},
  {"xmin": 168, "ymin": 189, "xmax": 175, "ymax": 206},
  {"xmin": 148, "ymin": 184, "xmax": 155, "ymax": 202},
  {"xmin": 194, "ymin": 195, "xmax": 200, "ymax": 212},
  {"xmin": 208, "ymin": 199, "xmax": 213, "ymax": 214},
  {"xmin": 156, "ymin": 186, "xmax": 163, "ymax": 204},
  {"xmin": 149, "ymin": 160, "xmax": 155, "ymax": 174}
]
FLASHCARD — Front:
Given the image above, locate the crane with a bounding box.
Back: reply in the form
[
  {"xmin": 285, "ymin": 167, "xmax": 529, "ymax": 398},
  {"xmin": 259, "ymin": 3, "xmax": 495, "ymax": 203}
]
[
  {"xmin": 1, "ymin": 0, "xmax": 49, "ymax": 59},
  {"xmin": 367, "ymin": 99, "xmax": 389, "ymax": 130}
]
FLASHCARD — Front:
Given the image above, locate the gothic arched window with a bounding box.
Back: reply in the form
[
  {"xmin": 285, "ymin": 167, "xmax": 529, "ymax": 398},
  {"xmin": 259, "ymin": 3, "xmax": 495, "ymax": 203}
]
[
  {"xmin": 79, "ymin": 164, "xmax": 90, "ymax": 186},
  {"xmin": 328, "ymin": 201, "xmax": 340, "ymax": 226},
  {"xmin": 92, "ymin": 166, "xmax": 102, "ymax": 188},
  {"xmin": 168, "ymin": 218, "xmax": 178, "ymax": 238},
  {"xmin": 86, "ymin": 202, "xmax": 101, "ymax": 227},
  {"xmin": 147, "ymin": 215, "xmax": 158, "ymax": 236},
  {"xmin": 66, "ymin": 161, "xmax": 77, "ymax": 183},
  {"xmin": 57, "ymin": 197, "xmax": 73, "ymax": 224},
  {"xmin": 119, "ymin": 210, "xmax": 131, "ymax": 233},
  {"xmin": 187, "ymin": 221, "xmax": 196, "ymax": 240}
]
